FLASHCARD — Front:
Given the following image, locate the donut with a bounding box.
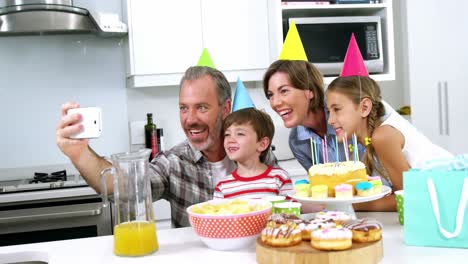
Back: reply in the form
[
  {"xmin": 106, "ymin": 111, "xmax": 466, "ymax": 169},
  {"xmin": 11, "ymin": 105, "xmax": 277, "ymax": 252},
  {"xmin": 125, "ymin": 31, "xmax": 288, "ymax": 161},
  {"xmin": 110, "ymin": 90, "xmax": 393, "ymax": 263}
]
[
  {"xmin": 298, "ymin": 218, "xmax": 336, "ymax": 240},
  {"xmin": 261, "ymin": 213, "xmax": 302, "ymax": 247},
  {"xmin": 310, "ymin": 227, "xmax": 352, "ymax": 251},
  {"xmin": 342, "ymin": 218, "xmax": 383, "ymax": 243},
  {"xmin": 315, "ymin": 210, "xmax": 353, "ymax": 224}
]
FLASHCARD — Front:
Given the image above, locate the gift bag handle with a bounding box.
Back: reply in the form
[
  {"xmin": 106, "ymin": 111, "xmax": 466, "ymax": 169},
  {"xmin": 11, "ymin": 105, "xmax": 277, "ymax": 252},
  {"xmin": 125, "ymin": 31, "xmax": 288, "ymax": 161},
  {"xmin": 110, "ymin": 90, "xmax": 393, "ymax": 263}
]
[{"xmin": 427, "ymin": 177, "xmax": 468, "ymax": 239}]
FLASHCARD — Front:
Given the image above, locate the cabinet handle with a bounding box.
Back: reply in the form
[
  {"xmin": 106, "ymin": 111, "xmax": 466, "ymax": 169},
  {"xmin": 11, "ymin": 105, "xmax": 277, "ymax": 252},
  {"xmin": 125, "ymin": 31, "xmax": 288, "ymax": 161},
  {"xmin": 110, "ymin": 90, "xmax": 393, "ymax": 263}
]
[
  {"xmin": 438, "ymin": 82, "xmax": 443, "ymax": 135},
  {"xmin": 444, "ymin": 81, "xmax": 449, "ymax": 136}
]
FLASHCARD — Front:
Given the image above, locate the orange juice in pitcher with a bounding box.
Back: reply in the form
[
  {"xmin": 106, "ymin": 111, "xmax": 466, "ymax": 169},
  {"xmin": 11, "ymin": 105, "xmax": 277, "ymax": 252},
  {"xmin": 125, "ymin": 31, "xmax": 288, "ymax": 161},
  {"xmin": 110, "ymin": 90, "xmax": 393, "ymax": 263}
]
[
  {"xmin": 114, "ymin": 221, "xmax": 159, "ymax": 256},
  {"xmin": 101, "ymin": 149, "xmax": 159, "ymax": 257}
]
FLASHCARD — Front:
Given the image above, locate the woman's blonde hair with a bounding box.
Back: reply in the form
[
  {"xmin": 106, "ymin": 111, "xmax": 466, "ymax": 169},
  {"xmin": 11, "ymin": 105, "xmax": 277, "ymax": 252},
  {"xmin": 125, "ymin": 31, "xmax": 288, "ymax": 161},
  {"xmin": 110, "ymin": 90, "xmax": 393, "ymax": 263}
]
[{"xmin": 327, "ymin": 76, "xmax": 386, "ymax": 177}]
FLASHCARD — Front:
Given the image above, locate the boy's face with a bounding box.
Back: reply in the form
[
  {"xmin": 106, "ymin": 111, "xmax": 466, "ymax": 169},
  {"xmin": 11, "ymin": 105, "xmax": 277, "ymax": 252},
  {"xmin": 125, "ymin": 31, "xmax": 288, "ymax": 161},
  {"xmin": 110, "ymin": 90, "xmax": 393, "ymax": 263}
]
[
  {"xmin": 224, "ymin": 123, "xmax": 268, "ymax": 163},
  {"xmin": 326, "ymin": 90, "xmax": 363, "ymax": 142}
]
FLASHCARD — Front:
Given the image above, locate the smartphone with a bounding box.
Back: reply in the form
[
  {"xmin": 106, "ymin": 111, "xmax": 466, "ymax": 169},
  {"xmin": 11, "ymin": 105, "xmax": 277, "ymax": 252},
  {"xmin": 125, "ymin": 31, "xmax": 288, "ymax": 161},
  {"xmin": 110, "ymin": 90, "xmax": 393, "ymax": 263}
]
[{"xmin": 67, "ymin": 107, "xmax": 102, "ymax": 139}]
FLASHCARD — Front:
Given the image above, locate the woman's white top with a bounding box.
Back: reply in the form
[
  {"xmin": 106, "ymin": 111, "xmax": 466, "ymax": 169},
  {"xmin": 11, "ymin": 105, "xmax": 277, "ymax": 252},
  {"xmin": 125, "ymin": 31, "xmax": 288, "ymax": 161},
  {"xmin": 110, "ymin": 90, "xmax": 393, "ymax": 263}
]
[{"xmin": 380, "ymin": 112, "xmax": 454, "ymax": 169}]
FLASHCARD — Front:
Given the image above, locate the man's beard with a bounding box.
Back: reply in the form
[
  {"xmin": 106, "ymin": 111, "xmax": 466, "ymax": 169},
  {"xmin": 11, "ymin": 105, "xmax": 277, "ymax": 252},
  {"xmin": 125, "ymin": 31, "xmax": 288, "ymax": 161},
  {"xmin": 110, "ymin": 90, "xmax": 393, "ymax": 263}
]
[{"xmin": 191, "ymin": 112, "xmax": 223, "ymax": 152}]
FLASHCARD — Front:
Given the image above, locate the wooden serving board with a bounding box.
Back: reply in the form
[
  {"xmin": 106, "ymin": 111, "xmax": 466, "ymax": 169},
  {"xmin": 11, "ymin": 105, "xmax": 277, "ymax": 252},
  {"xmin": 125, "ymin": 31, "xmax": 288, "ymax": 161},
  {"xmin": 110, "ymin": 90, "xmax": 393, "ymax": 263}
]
[{"xmin": 256, "ymin": 238, "xmax": 383, "ymax": 264}]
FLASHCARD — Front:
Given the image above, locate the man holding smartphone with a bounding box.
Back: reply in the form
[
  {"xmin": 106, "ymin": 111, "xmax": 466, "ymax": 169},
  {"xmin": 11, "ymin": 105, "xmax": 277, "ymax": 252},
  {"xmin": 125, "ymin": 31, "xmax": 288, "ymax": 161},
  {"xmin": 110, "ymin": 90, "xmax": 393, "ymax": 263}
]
[{"xmin": 56, "ymin": 66, "xmax": 277, "ymax": 228}]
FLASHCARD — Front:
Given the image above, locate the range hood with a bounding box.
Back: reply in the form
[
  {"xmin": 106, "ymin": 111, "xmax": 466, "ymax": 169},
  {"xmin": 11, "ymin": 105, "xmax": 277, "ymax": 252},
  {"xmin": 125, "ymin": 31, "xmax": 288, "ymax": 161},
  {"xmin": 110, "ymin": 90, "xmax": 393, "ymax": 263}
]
[{"xmin": 0, "ymin": 0, "xmax": 127, "ymax": 37}]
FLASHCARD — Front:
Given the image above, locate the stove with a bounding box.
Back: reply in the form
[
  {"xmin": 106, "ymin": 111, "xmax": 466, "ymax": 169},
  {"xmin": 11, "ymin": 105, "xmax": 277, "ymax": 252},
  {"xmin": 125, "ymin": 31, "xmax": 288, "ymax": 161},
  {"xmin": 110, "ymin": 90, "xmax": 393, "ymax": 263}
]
[
  {"xmin": 0, "ymin": 170, "xmax": 88, "ymax": 194},
  {"xmin": 0, "ymin": 169, "xmax": 111, "ymax": 247}
]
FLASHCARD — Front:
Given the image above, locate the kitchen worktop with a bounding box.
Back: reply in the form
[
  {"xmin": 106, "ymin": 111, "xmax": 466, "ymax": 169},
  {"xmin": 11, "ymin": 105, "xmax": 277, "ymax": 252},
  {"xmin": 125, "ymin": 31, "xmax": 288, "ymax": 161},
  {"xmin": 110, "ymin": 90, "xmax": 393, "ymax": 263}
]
[{"xmin": 1, "ymin": 212, "xmax": 468, "ymax": 264}]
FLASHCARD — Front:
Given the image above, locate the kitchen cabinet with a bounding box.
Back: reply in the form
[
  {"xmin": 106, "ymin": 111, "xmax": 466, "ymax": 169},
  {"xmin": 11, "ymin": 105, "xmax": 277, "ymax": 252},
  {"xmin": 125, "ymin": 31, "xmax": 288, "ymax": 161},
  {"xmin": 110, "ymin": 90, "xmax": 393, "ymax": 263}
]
[
  {"xmin": 276, "ymin": 0, "xmax": 395, "ymax": 83},
  {"xmin": 405, "ymin": 0, "xmax": 468, "ymax": 155},
  {"xmin": 124, "ymin": 0, "xmax": 276, "ymax": 88}
]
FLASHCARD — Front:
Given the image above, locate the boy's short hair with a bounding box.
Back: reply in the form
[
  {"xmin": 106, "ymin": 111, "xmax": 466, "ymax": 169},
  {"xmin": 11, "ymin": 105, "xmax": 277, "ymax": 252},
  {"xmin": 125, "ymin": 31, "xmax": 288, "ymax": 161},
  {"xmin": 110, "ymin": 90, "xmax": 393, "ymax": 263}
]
[{"xmin": 223, "ymin": 108, "xmax": 275, "ymax": 162}]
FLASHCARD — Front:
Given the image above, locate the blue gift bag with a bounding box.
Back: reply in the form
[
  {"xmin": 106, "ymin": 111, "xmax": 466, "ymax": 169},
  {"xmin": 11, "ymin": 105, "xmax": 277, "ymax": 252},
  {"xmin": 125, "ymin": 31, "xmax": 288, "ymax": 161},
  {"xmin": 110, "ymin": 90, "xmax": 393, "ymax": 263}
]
[{"xmin": 403, "ymin": 170, "xmax": 468, "ymax": 248}]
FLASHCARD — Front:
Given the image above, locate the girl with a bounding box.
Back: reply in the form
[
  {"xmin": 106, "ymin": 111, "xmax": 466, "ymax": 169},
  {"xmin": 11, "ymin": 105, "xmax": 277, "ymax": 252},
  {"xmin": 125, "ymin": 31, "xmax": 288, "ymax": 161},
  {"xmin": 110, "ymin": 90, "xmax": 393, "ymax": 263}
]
[{"xmin": 326, "ymin": 76, "xmax": 453, "ymax": 211}]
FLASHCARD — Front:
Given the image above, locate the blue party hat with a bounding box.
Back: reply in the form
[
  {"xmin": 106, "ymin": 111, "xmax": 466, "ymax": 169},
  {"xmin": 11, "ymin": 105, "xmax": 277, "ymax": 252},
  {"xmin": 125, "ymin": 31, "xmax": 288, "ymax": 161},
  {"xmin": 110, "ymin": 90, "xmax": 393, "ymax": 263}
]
[{"xmin": 232, "ymin": 77, "xmax": 255, "ymax": 112}]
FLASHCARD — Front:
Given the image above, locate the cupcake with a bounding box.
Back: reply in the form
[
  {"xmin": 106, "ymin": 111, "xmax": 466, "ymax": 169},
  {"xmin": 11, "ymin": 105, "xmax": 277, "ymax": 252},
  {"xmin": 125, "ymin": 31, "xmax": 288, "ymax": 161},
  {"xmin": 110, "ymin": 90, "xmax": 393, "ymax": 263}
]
[
  {"xmin": 355, "ymin": 182, "xmax": 374, "ymax": 197},
  {"xmin": 311, "ymin": 185, "xmax": 328, "ymax": 199},
  {"xmin": 334, "ymin": 184, "xmax": 353, "ymax": 199},
  {"xmin": 368, "ymin": 176, "xmax": 383, "ymax": 194},
  {"xmin": 294, "ymin": 179, "xmax": 310, "ymax": 197}
]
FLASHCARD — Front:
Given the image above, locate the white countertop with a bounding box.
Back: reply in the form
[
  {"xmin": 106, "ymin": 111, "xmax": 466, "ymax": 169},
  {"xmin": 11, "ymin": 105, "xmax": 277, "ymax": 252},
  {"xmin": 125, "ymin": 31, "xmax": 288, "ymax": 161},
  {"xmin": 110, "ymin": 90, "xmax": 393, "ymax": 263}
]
[{"xmin": 1, "ymin": 212, "xmax": 468, "ymax": 264}]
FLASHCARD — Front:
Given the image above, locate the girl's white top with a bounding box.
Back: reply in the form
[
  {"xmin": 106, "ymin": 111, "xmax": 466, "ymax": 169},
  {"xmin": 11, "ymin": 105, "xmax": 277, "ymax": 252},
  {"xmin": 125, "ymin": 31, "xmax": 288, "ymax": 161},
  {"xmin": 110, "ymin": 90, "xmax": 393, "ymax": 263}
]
[{"xmin": 379, "ymin": 111, "xmax": 453, "ymax": 169}]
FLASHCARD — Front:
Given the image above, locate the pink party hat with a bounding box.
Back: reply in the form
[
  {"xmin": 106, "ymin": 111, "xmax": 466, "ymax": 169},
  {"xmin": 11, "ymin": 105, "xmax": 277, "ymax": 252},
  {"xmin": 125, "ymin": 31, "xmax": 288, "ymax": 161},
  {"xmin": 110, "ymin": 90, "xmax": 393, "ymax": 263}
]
[{"xmin": 340, "ymin": 33, "xmax": 369, "ymax": 77}]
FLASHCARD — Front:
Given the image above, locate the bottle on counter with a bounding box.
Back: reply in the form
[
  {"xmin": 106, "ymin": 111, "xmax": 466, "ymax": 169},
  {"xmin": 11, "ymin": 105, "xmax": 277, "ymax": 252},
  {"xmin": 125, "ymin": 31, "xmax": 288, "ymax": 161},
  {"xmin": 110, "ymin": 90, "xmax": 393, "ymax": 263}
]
[{"xmin": 145, "ymin": 113, "xmax": 158, "ymax": 161}]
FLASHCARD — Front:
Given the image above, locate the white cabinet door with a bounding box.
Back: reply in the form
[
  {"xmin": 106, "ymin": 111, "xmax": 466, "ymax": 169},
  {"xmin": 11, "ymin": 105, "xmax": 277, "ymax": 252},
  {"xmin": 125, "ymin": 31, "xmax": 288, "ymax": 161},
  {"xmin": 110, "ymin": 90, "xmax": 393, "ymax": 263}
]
[
  {"xmin": 444, "ymin": 2, "xmax": 468, "ymax": 154},
  {"xmin": 406, "ymin": 0, "xmax": 447, "ymax": 149},
  {"xmin": 128, "ymin": 0, "xmax": 203, "ymax": 76},
  {"xmin": 406, "ymin": 0, "xmax": 468, "ymax": 154},
  {"xmin": 201, "ymin": 0, "xmax": 270, "ymax": 71},
  {"xmin": 125, "ymin": 0, "xmax": 274, "ymax": 87}
]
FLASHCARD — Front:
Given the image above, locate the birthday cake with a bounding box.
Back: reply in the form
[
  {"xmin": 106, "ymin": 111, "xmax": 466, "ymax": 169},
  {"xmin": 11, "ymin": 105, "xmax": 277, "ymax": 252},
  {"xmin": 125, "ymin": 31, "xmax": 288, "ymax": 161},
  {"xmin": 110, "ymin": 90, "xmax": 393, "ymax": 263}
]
[{"xmin": 308, "ymin": 161, "xmax": 367, "ymax": 197}]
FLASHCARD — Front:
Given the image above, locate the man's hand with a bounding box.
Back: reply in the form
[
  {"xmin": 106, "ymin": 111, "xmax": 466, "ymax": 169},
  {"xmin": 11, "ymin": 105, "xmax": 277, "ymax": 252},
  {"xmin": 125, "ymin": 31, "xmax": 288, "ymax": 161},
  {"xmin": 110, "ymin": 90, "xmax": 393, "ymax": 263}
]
[{"xmin": 55, "ymin": 102, "xmax": 90, "ymax": 162}]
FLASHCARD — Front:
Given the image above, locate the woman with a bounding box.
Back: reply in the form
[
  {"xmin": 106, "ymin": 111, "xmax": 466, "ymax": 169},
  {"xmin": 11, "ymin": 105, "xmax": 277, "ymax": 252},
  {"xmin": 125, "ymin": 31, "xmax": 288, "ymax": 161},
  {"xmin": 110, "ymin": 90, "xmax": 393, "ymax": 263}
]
[{"xmin": 263, "ymin": 60, "xmax": 351, "ymax": 170}]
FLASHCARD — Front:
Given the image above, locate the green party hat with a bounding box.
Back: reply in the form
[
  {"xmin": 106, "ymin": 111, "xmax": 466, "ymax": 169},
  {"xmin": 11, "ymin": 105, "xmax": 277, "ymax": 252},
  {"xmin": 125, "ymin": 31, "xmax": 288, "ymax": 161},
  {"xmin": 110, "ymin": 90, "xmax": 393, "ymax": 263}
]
[{"xmin": 197, "ymin": 48, "xmax": 216, "ymax": 69}]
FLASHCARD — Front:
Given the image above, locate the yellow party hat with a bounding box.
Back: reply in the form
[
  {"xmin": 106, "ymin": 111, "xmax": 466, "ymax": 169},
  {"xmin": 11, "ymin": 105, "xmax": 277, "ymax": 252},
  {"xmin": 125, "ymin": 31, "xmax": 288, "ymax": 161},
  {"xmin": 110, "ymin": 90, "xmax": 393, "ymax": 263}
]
[
  {"xmin": 197, "ymin": 48, "xmax": 216, "ymax": 69},
  {"xmin": 279, "ymin": 20, "xmax": 308, "ymax": 61}
]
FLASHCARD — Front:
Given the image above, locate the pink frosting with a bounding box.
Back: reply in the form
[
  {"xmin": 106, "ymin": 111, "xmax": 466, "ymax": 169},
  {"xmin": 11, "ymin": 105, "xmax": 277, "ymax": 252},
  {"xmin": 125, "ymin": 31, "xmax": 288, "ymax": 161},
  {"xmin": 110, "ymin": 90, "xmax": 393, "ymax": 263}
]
[
  {"xmin": 368, "ymin": 176, "xmax": 381, "ymax": 181},
  {"xmin": 335, "ymin": 184, "xmax": 352, "ymax": 192}
]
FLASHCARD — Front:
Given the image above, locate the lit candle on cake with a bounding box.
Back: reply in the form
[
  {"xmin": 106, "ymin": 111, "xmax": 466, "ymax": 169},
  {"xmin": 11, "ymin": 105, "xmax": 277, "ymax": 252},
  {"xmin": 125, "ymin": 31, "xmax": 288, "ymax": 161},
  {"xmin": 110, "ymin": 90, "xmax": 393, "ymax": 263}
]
[
  {"xmin": 324, "ymin": 136, "xmax": 328, "ymax": 163},
  {"xmin": 343, "ymin": 136, "xmax": 348, "ymax": 162},
  {"xmin": 335, "ymin": 135, "xmax": 339, "ymax": 162},
  {"xmin": 352, "ymin": 133, "xmax": 359, "ymax": 161},
  {"xmin": 314, "ymin": 139, "xmax": 319, "ymax": 164},
  {"xmin": 310, "ymin": 138, "xmax": 315, "ymax": 166},
  {"xmin": 321, "ymin": 138, "xmax": 325, "ymax": 164}
]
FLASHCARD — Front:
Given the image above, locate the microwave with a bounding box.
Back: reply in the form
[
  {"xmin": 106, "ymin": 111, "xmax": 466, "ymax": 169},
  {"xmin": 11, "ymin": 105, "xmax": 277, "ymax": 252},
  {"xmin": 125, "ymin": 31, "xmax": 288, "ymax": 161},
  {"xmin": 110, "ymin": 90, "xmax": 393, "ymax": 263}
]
[{"xmin": 284, "ymin": 16, "xmax": 384, "ymax": 76}]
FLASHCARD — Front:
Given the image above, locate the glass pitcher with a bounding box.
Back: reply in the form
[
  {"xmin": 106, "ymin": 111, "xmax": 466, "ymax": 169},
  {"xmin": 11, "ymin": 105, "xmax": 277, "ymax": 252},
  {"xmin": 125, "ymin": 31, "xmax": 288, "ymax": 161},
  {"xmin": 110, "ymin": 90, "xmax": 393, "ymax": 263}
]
[{"xmin": 100, "ymin": 149, "xmax": 159, "ymax": 257}]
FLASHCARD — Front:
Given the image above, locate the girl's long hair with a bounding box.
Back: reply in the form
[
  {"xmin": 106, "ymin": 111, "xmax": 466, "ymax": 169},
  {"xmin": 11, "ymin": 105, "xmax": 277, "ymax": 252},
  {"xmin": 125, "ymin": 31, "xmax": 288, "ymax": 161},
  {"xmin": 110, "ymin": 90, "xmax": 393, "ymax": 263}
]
[{"xmin": 327, "ymin": 76, "xmax": 386, "ymax": 178}]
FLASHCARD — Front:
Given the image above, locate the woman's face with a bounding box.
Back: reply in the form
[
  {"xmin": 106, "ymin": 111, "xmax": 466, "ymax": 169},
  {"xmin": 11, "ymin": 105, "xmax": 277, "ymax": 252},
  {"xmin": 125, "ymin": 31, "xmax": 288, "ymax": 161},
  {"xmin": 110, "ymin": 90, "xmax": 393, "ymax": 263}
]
[
  {"xmin": 326, "ymin": 90, "xmax": 362, "ymax": 141},
  {"xmin": 266, "ymin": 72, "xmax": 313, "ymax": 128}
]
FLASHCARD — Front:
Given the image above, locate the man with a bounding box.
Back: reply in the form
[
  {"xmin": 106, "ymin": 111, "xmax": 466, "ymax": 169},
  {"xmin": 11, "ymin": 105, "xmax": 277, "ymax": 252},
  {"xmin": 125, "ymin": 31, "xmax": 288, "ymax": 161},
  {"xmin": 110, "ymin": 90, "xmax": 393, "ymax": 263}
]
[{"xmin": 56, "ymin": 66, "xmax": 277, "ymax": 227}]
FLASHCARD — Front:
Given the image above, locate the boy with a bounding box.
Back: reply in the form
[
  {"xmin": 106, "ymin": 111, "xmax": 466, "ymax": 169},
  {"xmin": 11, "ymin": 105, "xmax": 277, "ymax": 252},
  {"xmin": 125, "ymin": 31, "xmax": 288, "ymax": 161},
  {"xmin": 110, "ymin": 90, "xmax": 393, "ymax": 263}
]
[{"xmin": 213, "ymin": 108, "xmax": 293, "ymax": 199}]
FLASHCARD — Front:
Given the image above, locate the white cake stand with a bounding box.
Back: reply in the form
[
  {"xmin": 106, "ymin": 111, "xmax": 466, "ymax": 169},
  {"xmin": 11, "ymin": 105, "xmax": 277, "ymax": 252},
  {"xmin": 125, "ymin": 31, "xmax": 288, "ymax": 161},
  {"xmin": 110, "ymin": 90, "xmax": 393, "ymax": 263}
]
[{"xmin": 288, "ymin": 186, "xmax": 392, "ymax": 219}]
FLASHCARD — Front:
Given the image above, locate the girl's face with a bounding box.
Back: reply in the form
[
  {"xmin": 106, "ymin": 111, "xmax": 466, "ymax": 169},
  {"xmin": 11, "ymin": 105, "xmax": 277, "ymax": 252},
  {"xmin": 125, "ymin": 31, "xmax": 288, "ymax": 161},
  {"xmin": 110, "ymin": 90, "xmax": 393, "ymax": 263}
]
[
  {"xmin": 224, "ymin": 123, "xmax": 267, "ymax": 163},
  {"xmin": 266, "ymin": 72, "xmax": 313, "ymax": 128},
  {"xmin": 326, "ymin": 90, "xmax": 363, "ymax": 141}
]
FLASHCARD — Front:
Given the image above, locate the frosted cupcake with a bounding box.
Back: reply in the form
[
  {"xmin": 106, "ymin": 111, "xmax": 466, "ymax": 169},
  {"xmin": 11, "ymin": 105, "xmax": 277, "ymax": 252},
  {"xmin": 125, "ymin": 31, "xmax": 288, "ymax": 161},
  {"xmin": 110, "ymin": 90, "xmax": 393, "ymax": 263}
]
[
  {"xmin": 311, "ymin": 185, "xmax": 328, "ymax": 199},
  {"xmin": 334, "ymin": 184, "xmax": 353, "ymax": 199},
  {"xmin": 368, "ymin": 176, "xmax": 383, "ymax": 194},
  {"xmin": 294, "ymin": 179, "xmax": 311, "ymax": 197},
  {"xmin": 356, "ymin": 182, "xmax": 374, "ymax": 197}
]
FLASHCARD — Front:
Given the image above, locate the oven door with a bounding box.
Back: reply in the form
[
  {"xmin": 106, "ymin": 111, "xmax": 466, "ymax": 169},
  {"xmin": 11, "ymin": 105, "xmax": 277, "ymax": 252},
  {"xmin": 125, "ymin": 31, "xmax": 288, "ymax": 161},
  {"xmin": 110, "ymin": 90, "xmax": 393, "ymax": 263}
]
[{"xmin": 0, "ymin": 196, "xmax": 112, "ymax": 246}]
